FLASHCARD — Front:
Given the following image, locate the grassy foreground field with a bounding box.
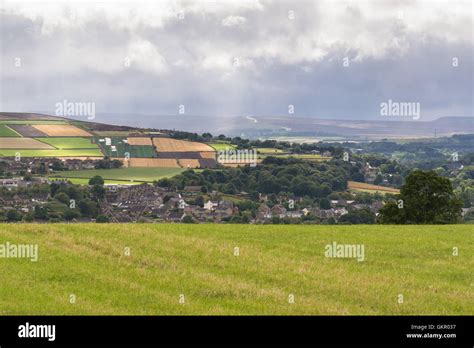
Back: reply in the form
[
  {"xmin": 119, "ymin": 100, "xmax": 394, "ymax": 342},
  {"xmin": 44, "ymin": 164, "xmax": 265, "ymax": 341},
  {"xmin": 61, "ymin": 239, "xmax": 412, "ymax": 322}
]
[{"xmin": 0, "ymin": 224, "xmax": 472, "ymax": 315}]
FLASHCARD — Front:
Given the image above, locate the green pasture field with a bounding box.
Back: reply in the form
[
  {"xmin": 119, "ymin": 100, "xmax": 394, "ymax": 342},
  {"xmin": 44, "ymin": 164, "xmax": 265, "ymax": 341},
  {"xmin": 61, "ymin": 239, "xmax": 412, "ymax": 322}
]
[
  {"xmin": 0, "ymin": 224, "xmax": 471, "ymax": 315},
  {"xmin": 35, "ymin": 137, "xmax": 100, "ymax": 149},
  {"xmin": 256, "ymin": 148, "xmax": 286, "ymax": 154},
  {"xmin": 208, "ymin": 143, "xmax": 237, "ymax": 151},
  {"xmin": 259, "ymin": 153, "xmax": 331, "ymax": 161},
  {"xmin": 128, "ymin": 145, "xmax": 156, "ymax": 158},
  {"xmin": 50, "ymin": 167, "xmax": 185, "ymax": 183},
  {"xmin": 48, "ymin": 177, "xmax": 143, "ymax": 185},
  {"xmin": 93, "ymin": 131, "xmax": 132, "ymax": 137},
  {"xmin": 0, "ymin": 125, "xmax": 20, "ymax": 137},
  {"xmin": 0, "ymin": 149, "xmax": 103, "ymax": 157}
]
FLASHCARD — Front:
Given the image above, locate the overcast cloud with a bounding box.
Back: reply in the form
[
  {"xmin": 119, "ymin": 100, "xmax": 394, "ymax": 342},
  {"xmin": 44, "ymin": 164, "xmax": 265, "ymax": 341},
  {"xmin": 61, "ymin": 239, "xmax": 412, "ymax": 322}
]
[{"xmin": 0, "ymin": 0, "xmax": 472, "ymax": 123}]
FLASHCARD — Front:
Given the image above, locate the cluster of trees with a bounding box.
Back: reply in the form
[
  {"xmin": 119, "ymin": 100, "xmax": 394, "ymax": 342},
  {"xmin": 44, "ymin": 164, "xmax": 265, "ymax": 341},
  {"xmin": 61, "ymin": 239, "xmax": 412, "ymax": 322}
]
[{"xmin": 157, "ymin": 157, "xmax": 356, "ymax": 201}]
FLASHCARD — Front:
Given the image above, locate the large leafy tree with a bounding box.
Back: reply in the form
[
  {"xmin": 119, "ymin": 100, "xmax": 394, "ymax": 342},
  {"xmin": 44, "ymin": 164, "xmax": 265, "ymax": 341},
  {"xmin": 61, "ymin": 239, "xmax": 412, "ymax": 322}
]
[{"xmin": 379, "ymin": 170, "xmax": 462, "ymax": 224}]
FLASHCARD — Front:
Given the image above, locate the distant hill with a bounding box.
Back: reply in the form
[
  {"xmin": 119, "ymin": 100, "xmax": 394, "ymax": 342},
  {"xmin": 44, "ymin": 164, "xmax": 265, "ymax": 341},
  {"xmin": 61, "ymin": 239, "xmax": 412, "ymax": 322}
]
[
  {"xmin": 1, "ymin": 112, "xmax": 473, "ymax": 140},
  {"xmin": 47, "ymin": 112, "xmax": 472, "ymax": 140}
]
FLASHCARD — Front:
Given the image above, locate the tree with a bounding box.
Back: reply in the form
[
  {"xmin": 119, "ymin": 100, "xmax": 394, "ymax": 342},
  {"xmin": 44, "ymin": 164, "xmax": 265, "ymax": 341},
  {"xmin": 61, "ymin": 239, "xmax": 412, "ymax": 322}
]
[
  {"xmin": 96, "ymin": 214, "xmax": 109, "ymax": 223},
  {"xmin": 78, "ymin": 200, "xmax": 99, "ymax": 217},
  {"xmin": 374, "ymin": 174, "xmax": 383, "ymax": 185},
  {"xmin": 378, "ymin": 170, "xmax": 462, "ymax": 224},
  {"xmin": 89, "ymin": 175, "xmax": 104, "ymax": 186},
  {"xmin": 182, "ymin": 215, "xmax": 195, "ymax": 223},
  {"xmin": 339, "ymin": 208, "xmax": 375, "ymax": 224},
  {"xmin": 194, "ymin": 195, "xmax": 205, "ymax": 207},
  {"xmin": 54, "ymin": 192, "xmax": 70, "ymax": 205},
  {"xmin": 91, "ymin": 184, "xmax": 106, "ymax": 200},
  {"xmin": 319, "ymin": 198, "xmax": 331, "ymax": 210},
  {"xmin": 6, "ymin": 209, "xmax": 22, "ymax": 222}
]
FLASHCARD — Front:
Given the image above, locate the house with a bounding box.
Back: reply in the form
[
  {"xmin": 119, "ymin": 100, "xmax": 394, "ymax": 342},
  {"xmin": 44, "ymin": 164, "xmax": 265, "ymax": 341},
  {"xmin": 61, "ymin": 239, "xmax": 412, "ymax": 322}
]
[
  {"xmin": 204, "ymin": 200, "xmax": 218, "ymax": 211},
  {"xmin": 256, "ymin": 204, "xmax": 272, "ymax": 220},
  {"xmin": 0, "ymin": 179, "xmax": 19, "ymax": 189},
  {"xmin": 183, "ymin": 186, "xmax": 202, "ymax": 193},
  {"xmin": 271, "ymin": 204, "xmax": 287, "ymax": 218},
  {"xmin": 285, "ymin": 210, "xmax": 303, "ymax": 219},
  {"xmin": 167, "ymin": 211, "xmax": 186, "ymax": 222}
]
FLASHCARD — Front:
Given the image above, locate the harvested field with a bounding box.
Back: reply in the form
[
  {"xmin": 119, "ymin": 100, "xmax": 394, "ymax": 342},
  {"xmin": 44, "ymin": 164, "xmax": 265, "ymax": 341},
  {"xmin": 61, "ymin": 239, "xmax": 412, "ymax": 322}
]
[
  {"xmin": 178, "ymin": 159, "xmax": 201, "ymax": 168},
  {"xmin": 153, "ymin": 137, "xmax": 214, "ymax": 152},
  {"xmin": 348, "ymin": 181, "xmax": 400, "ymax": 194},
  {"xmin": 0, "ymin": 137, "xmax": 54, "ymax": 149},
  {"xmin": 32, "ymin": 124, "xmax": 92, "ymax": 137},
  {"xmin": 8, "ymin": 124, "xmax": 48, "ymax": 137},
  {"xmin": 127, "ymin": 137, "xmax": 153, "ymax": 146},
  {"xmin": 128, "ymin": 158, "xmax": 180, "ymax": 168},
  {"xmin": 199, "ymin": 151, "xmax": 216, "ymax": 159},
  {"xmin": 198, "ymin": 159, "xmax": 217, "ymax": 168},
  {"xmin": 158, "ymin": 151, "xmax": 202, "ymax": 159}
]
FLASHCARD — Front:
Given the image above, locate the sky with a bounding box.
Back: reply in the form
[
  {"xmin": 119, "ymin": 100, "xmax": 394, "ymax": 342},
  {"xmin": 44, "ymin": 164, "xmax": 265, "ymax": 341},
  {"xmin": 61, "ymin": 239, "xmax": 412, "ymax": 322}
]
[{"xmin": 0, "ymin": 0, "xmax": 472, "ymax": 123}]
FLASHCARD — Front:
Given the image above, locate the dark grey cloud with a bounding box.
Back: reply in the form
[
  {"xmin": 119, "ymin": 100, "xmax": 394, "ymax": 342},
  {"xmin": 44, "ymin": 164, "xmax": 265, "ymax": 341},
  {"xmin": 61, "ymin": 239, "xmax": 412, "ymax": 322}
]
[{"xmin": 0, "ymin": 0, "xmax": 472, "ymax": 125}]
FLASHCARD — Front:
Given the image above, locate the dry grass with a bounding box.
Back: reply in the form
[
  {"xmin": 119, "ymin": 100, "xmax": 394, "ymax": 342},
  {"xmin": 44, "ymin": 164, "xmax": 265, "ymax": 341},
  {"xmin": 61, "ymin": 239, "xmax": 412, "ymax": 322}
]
[
  {"xmin": 153, "ymin": 138, "xmax": 215, "ymax": 152},
  {"xmin": 178, "ymin": 159, "xmax": 201, "ymax": 168},
  {"xmin": 127, "ymin": 137, "xmax": 153, "ymax": 146},
  {"xmin": 0, "ymin": 137, "xmax": 54, "ymax": 149},
  {"xmin": 128, "ymin": 158, "xmax": 180, "ymax": 168},
  {"xmin": 348, "ymin": 181, "xmax": 400, "ymax": 193},
  {"xmin": 32, "ymin": 125, "xmax": 92, "ymax": 137},
  {"xmin": 199, "ymin": 152, "xmax": 216, "ymax": 159}
]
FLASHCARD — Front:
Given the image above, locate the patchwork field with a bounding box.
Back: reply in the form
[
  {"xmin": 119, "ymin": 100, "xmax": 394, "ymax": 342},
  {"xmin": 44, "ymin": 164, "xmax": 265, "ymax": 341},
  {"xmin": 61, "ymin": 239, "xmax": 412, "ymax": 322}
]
[
  {"xmin": 32, "ymin": 124, "xmax": 92, "ymax": 137},
  {"xmin": 348, "ymin": 181, "xmax": 400, "ymax": 194},
  {"xmin": 0, "ymin": 115, "xmax": 216, "ymax": 168},
  {"xmin": 8, "ymin": 124, "xmax": 48, "ymax": 137},
  {"xmin": 153, "ymin": 138, "xmax": 215, "ymax": 152},
  {"xmin": 50, "ymin": 167, "xmax": 185, "ymax": 183},
  {"xmin": 0, "ymin": 224, "xmax": 471, "ymax": 315},
  {"xmin": 0, "ymin": 138, "xmax": 54, "ymax": 149}
]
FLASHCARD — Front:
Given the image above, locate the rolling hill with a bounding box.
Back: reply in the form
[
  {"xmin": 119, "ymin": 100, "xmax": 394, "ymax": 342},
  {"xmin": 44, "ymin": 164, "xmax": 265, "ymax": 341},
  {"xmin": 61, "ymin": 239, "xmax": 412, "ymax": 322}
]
[{"xmin": 0, "ymin": 112, "xmax": 218, "ymax": 169}]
